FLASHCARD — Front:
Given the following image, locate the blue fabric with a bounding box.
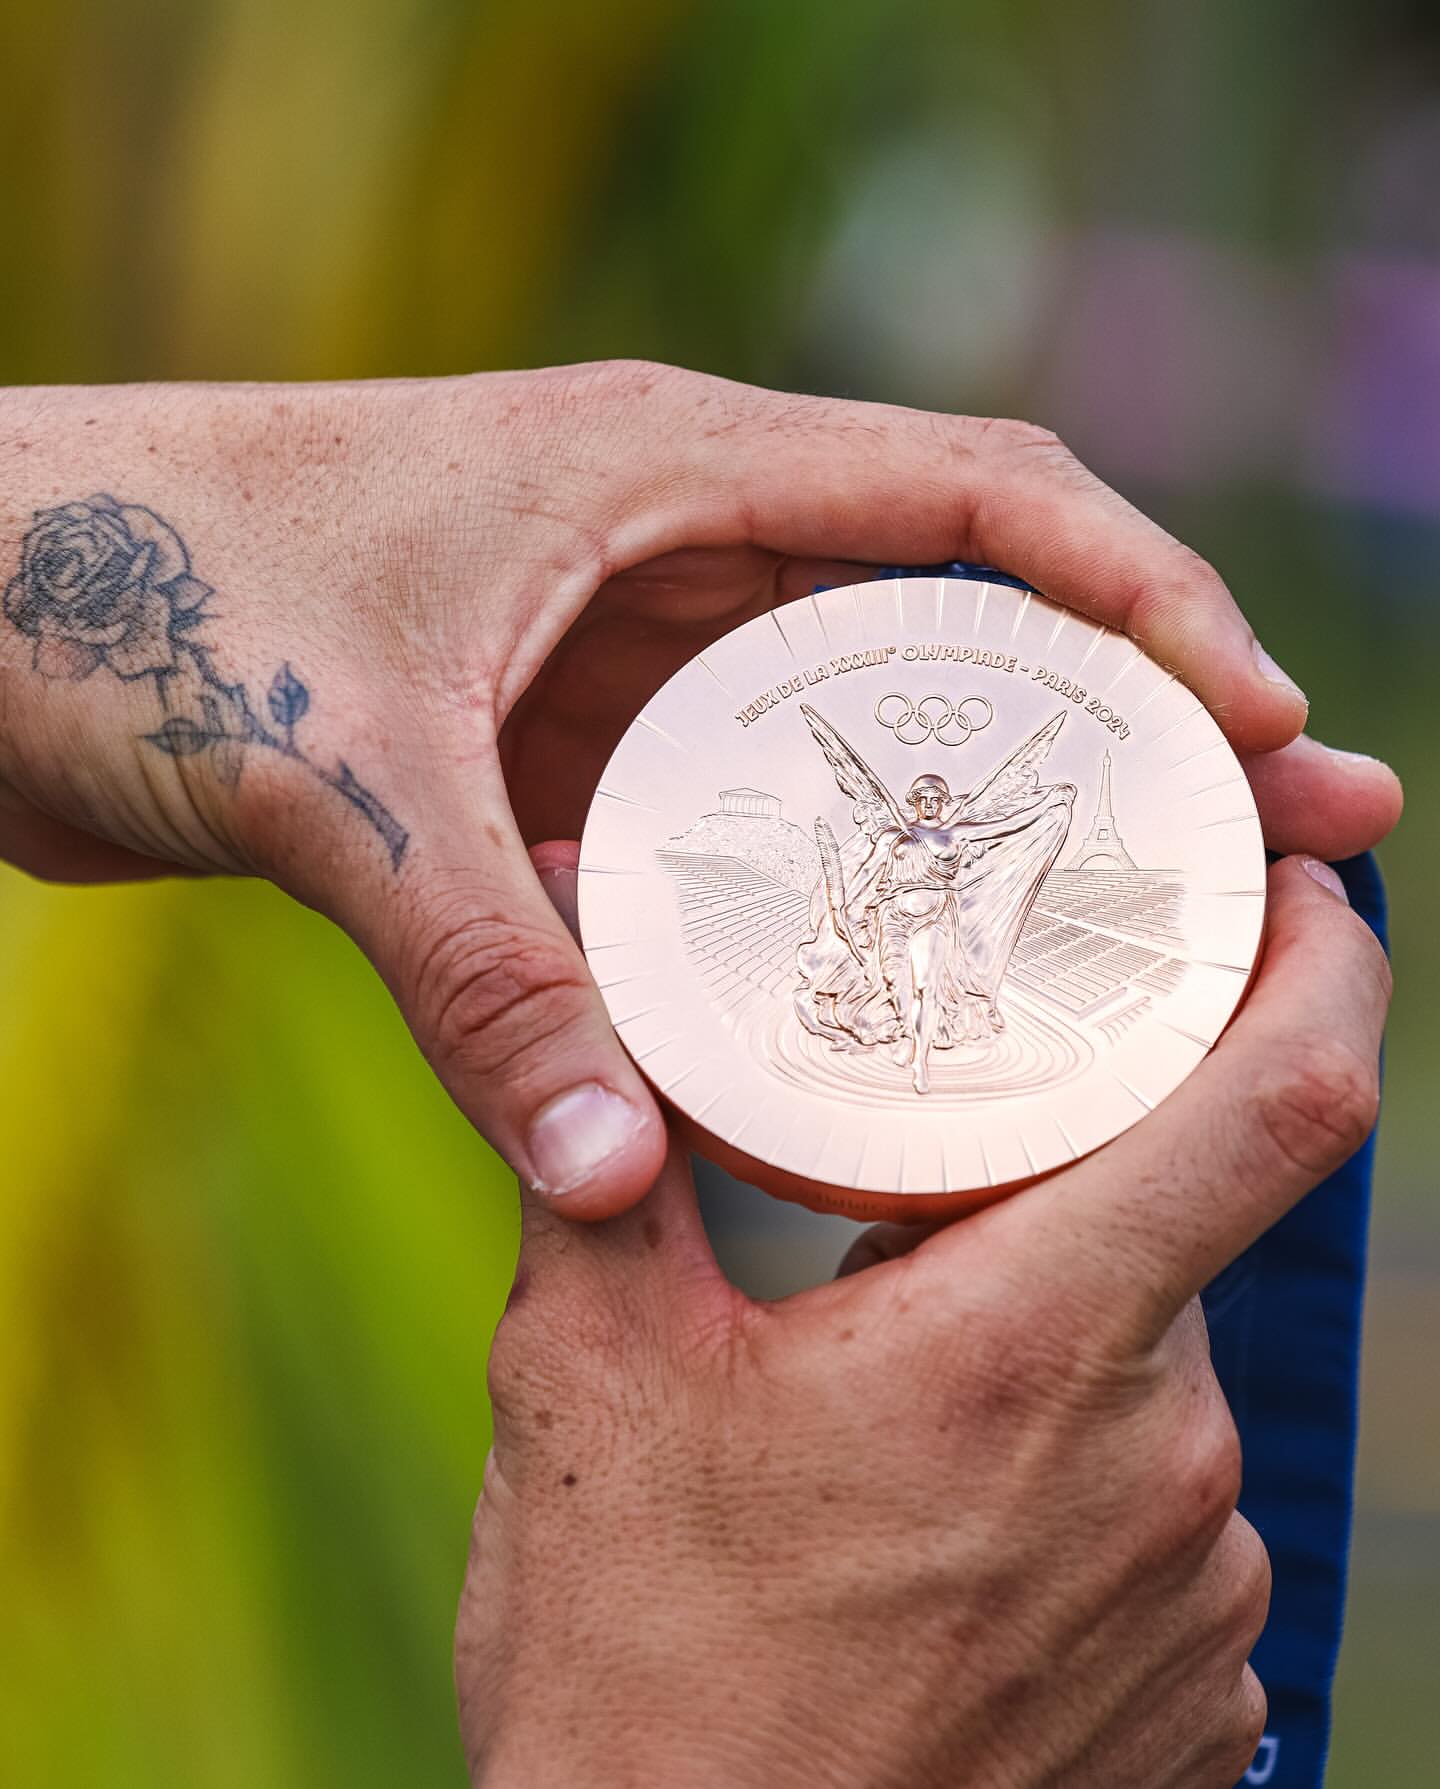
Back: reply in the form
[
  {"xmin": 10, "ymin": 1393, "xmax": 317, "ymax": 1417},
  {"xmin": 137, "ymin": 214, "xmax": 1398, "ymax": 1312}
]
[
  {"xmin": 866, "ymin": 559, "xmax": 1039, "ymax": 593},
  {"xmin": 1205, "ymin": 850, "xmax": 1385, "ymax": 1788},
  {"xmin": 869, "ymin": 563, "xmax": 1383, "ymax": 1788}
]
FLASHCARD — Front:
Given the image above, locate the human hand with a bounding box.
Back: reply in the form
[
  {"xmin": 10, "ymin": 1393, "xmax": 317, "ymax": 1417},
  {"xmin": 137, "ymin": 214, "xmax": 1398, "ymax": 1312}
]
[
  {"xmin": 0, "ymin": 366, "xmax": 1401, "ymax": 1215},
  {"xmin": 454, "ymin": 854, "xmax": 1389, "ymax": 1787}
]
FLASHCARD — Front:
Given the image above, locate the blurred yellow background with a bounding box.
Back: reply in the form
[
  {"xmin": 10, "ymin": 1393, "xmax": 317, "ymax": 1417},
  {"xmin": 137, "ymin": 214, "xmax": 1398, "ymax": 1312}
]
[{"xmin": 0, "ymin": 3, "xmax": 1435, "ymax": 1784}]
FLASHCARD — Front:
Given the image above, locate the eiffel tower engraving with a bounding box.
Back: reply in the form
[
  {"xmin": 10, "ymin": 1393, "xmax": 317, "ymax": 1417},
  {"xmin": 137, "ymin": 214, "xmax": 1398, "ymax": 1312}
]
[{"xmin": 1065, "ymin": 750, "xmax": 1137, "ymax": 871}]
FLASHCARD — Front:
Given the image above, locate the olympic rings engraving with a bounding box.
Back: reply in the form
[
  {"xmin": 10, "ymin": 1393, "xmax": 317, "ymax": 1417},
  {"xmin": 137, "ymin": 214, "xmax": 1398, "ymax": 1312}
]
[{"xmin": 873, "ymin": 692, "xmax": 994, "ymax": 747}]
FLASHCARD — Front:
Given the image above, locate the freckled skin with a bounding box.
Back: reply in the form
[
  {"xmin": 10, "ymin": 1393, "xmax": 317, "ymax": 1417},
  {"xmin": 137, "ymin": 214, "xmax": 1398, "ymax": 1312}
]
[
  {"xmin": 0, "ymin": 367, "xmax": 1399, "ymax": 1782},
  {"xmin": 0, "ymin": 365, "xmax": 1398, "ymax": 1231},
  {"xmin": 459, "ymin": 860, "xmax": 1389, "ymax": 1789}
]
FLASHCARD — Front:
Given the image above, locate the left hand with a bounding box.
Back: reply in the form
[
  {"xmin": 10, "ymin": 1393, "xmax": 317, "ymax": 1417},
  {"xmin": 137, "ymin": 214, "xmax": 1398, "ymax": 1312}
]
[{"xmin": 0, "ymin": 365, "xmax": 1401, "ymax": 1221}]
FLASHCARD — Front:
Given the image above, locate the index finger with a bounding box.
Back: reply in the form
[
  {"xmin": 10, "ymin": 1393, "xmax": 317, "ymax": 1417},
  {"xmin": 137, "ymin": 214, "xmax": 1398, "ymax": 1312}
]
[
  {"xmin": 651, "ymin": 370, "xmax": 1309, "ymax": 754},
  {"xmin": 937, "ymin": 856, "xmax": 1390, "ymax": 1349}
]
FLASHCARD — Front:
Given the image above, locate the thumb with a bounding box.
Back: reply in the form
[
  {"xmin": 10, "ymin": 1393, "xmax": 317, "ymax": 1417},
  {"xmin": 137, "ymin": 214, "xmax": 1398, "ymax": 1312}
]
[
  {"xmin": 332, "ymin": 774, "xmax": 666, "ymax": 1218},
  {"xmin": 516, "ymin": 844, "xmax": 734, "ymax": 1319}
]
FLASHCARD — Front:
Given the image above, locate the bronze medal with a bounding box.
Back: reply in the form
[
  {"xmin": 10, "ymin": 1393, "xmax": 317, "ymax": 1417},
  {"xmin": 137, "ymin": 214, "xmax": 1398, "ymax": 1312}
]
[{"xmin": 580, "ymin": 577, "xmax": 1265, "ymax": 1219}]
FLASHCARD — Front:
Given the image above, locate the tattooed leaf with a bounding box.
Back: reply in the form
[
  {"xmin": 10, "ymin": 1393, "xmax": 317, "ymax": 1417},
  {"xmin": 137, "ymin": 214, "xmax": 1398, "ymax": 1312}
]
[
  {"xmin": 267, "ymin": 663, "xmax": 310, "ymax": 729},
  {"xmin": 146, "ymin": 715, "xmax": 215, "ymax": 756},
  {"xmin": 165, "ymin": 573, "xmax": 213, "ymax": 611}
]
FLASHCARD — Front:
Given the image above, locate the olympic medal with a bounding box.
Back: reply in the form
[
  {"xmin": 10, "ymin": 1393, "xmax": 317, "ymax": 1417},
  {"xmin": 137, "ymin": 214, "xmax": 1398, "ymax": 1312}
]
[{"xmin": 579, "ymin": 574, "xmax": 1266, "ymax": 1220}]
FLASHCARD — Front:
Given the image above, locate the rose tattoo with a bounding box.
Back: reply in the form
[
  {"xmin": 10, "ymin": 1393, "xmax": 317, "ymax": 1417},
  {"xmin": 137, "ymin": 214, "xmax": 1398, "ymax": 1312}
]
[{"xmin": 4, "ymin": 495, "xmax": 408, "ymax": 869}]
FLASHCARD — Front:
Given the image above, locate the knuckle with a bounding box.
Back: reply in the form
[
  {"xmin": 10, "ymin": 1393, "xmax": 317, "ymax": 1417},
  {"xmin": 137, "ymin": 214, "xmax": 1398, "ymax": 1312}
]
[
  {"xmin": 962, "ymin": 414, "xmax": 1130, "ymax": 516},
  {"xmin": 1256, "ymin": 1040, "xmax": 1381, "ymax": 1179},
  {"xmin": 1165, "ymin": 1401, "xmax": 1244, "ymax": 1541},
  {"xmin": 566, "ymin": 356, "xmax": 693, "ymax": 411},
  {"xmin": 1218, "ymin": 1518, "xmax": 1273, "ymax": 1649},
  {"xmin": 486, "ymin": 1302, "xmax": 568, "ymax": 1433},
  {"xmin": 1237, "ymin": 1668, "xmax": 1270, "ymax": 1753},
  {"xmin": 411, "ymin": 898, "xmax": 591, "ymax": 1083},
  {"xmin": 1190, "ymin": 1668, "xmax": 1269, "ymax": 1786},
  {"xmin": 1126, "ymin": 543, "xmax": 1231, "ymax": 636},
  {"xmin": 1170, "ymin": 539, "xmax": 1229, "ymax": 597},
  {"xmin": 487, "ymin": 1285, "xmax": 628, "ymax": 1434},
  {"xmin": 977, "ymin": 415, "xmax": 1067, "ymax": 458},
  {"xmin": 1217, "ymin": 1668, "xmax": 1270, "ymax": 1781},
  {"xmin": 484, "ymin": 1304, "xmax": 534, "ymax": 1424}
]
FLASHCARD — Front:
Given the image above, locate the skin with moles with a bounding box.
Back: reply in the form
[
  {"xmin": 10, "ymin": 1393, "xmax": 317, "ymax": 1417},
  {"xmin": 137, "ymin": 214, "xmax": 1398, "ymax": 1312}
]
[
  {"xmin": 0, "ymin": 361, "xmax": 1403, "ymax": 1784},
  {"xmin": 461, "ymin": 854, "xmax": 1389, "ymax": 1789},
  {"xmin": 0, "ymin": 367, "xmax": 1399, "ymax": 1225}
]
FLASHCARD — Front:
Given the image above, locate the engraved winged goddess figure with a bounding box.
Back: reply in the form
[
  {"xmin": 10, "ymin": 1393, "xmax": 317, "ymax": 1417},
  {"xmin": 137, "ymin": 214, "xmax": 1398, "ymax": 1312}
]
[{"xmin": 795, "ymin": 704, "xmax": 1075, "ymax": 1093}]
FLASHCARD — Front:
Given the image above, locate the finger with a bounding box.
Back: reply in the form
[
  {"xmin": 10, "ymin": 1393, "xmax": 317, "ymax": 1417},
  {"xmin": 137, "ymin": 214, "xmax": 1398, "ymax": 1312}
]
[
  {"xmin": 835, "ymin": 1220, "xmax": 942, "ymax": 1279},
  {"xmin": 483, "ymin": 855, "xmax": 734, "ymax": 1447},
  {"xmin": 597, "ymin": 545, "xmax": 871, "ymax": 624},
  {"xmin": 934, "ymin": 856, "xmax": 1391, "ymax": 1345},
  {"xmin": 531, "ymin": 837, "xmax": 581, "ymax": 934},
  {"xmin": 510, "ymin": 1129, "xmax": 735, "ymax": 1352},
  {"xmin": 512, "ymin": 844, "xmax": 737, "ymax": 1331},
  {"xmin": 610, "ymin": 543, "xmax": 1327, "ymax": 812},
  {"xmin": 325, "ymin": 770, "xmax": 666, "ymax": 1220},
  {"xmin": 1242, "ymin": 733, "xmax": 1403, "ymax": 859},
  {"xmin": 649, "ymin": 373, "xmax": 1309, "ymax": 753}
]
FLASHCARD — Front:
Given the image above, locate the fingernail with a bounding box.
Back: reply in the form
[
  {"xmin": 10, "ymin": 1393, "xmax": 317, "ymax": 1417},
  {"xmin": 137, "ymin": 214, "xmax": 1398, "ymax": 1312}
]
[
  {"xmin": 1299, "ymin": 857, "xmax": 1349, "ymax": 903},
  {"xmin": 527, "ymin": 1083, "xmax": 645, "ymax": 1196},
  {"xmin": 1252, "ymin": 639, "xmax": 1308, "ymax": 708}
]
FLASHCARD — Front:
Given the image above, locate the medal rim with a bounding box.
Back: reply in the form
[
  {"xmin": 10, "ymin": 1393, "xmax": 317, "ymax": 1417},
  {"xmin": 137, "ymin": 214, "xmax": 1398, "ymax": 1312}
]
[{"xmin": 579, "ymin": 576, "xmax": 1266, "ymax": 1208}]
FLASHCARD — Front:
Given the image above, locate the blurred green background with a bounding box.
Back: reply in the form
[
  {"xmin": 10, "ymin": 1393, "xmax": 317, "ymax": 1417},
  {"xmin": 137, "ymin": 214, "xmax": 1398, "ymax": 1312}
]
[{"xmin": 0, "ymin": 2, "xmax": 1435, "ymax": 1783}]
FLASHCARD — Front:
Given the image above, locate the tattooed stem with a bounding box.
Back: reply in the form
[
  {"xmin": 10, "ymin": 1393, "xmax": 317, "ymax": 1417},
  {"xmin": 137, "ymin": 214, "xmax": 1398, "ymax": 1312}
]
[
  {"xmin": 2, "ymin": 494, "xmax": 409, "ymax": 870},
  {"xmin": 326, "ymin": 764, "xmax": 410, "ymax": 871}
]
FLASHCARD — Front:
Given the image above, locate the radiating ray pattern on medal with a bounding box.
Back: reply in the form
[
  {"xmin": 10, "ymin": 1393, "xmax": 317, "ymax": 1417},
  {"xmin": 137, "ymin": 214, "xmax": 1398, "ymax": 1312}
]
[{"xmin": 579, "ymin": 575, "xmax": 1265, "ymax": 1209}]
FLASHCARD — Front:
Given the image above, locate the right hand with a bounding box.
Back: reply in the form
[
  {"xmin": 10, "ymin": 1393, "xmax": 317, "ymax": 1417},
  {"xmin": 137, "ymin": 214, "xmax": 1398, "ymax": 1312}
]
[{"xmin": 456, "ymin": 855, "xmax": 1390, "ymax": 1787}]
